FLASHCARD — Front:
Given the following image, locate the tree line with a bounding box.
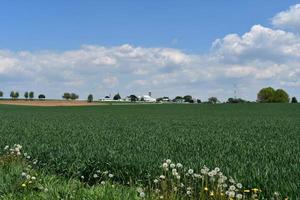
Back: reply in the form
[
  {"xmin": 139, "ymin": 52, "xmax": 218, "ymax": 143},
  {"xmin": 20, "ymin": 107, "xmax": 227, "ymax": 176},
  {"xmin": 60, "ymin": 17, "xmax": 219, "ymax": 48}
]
[
  {"xmin": 0, "ymin": 87, "xmax": 298, "ymax": 103},
  {"xmin": 0, "ymin": 91, "xmax": 46, "ymax": 100}
]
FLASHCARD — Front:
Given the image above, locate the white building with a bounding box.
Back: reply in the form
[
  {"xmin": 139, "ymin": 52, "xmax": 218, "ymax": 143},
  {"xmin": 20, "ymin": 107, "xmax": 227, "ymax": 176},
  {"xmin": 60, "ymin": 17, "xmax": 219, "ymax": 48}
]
[{"xmin": 138, "ymin": 95, "xmax": 156, "ymax": 102}]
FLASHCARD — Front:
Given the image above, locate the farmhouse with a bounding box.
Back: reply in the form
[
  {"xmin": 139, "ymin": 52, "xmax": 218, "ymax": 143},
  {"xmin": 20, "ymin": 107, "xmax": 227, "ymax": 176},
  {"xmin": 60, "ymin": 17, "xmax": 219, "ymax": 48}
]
[{"xmin": 139, "ymin": 95, "xmax": 156, "ymax": 102}]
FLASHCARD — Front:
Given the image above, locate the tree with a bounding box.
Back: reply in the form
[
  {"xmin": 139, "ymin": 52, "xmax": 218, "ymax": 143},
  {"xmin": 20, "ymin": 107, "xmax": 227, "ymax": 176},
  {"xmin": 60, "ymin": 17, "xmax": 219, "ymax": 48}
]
[
  {"xmin": 113, "ymin": 93, "xmax": 121, "ymax": 100},
  {"xmin": 197, "ymin": 99, "xmax": 201, "ymax": 103},
  {"xmin": 291, "ymin": 96, "xmax": 298, "ymax": 103},
  {"xmin": 274, "ymin": 89, "xmax": 289, "ymax": 103},
  {"xmin": 62, "ymin": 93, "xmax": 71, "ymax": 100},
  {"xmin": 10, "ymin": 91, "xmax": 19, "ymax": 100},
  {"xmin": 0, "ymin": 91, "xmax": 3, "ymax": 98},
  {"xmin": 227, "ymin": 98, "xmax": 246, "ymax": 103},
  {"xmin": 257, "ymin": 87, "xmax": 275, "ymax": 103},
  {"xmin": 257, "ymin": 87, "xmax": 289, "ymax": 103},
  {"xmin": 128, "ymin": 94, "xmax": 138, "ymax": 102},
  {"xmin": 29, "ymin": 91, "xmax": 34, "ymax": 100},
  {"xmin": 87, "ymin": 94, "xmax": 93, "ymax": 103},
  {"xmin": 70, "ymin": 93, "xmax": 79, "ymax": 100},
  {"xmin": 173, "ymin": 96, "xmax": 183, "ymax": 102},
  {"xmin": 38, "ymin": 94, "xmax": 46, "ymax": 100},
  {"xmin": 183, "ymin": 95, "xmax": 192, "ymax": 103},
  {"xmin": 208, "ymin": 97, "xmax": 218, "ymax": 104},
  {"xmin": 24, "ymin": 92, "xmax": 29, "ymax": 100}
]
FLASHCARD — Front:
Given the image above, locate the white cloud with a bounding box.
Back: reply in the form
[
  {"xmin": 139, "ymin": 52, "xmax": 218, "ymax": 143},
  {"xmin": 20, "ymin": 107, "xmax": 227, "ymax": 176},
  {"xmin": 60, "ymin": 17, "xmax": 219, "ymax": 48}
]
[
  {"xmin": 272, "ymin": 4, "xmax": 300, "ymax": 32},
  {"xmin": 102, "ymin": 76, "xmax": 119, "ymax": 87}
]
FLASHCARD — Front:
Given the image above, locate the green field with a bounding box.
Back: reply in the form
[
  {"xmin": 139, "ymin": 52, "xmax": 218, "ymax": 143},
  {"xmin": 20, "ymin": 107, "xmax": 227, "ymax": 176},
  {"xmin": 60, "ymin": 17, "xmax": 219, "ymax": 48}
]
[{"xmin": 0, "ymin": 104, "xmax": 299, "ymax": 198}]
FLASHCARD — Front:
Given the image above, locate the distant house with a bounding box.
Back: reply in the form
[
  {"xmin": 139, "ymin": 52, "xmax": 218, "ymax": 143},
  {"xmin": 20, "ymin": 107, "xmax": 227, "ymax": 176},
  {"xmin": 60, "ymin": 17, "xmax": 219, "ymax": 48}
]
[
  {"xmin": 99, "ymin": 96, "xmax": 113, "ymax": 102},
  {"xmin": 139, "ymin": 95, "xmax": 156, "ymax": 102}
]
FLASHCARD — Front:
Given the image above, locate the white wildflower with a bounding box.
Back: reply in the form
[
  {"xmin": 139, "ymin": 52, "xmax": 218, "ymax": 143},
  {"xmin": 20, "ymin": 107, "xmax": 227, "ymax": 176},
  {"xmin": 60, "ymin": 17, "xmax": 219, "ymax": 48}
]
[
  {"xmin": 159, "ymin": 175, "xmax": 165, "ymax": 179},
  {"xmin": 236, "ymin": 183, "xmax": 242, "ymax": 189},
  {"xmin": 188, "ymin": 169, "xmax": 194, "ymax": 174},
  {"xmin": 176, "ymin": 163, "xmax": 183, "ymax": 168},
  {"xmin": 93, "ymin": 174, "xmax": 98, "ymax": 178},
  {"xmin": 136, "ymin": 187, "xmax": 143, "ymax": 193},
  {"xmin": 139, "ymin": 192, "xmax": 145, "ymax": 198},
  {"xmin": 229, "ymin": 185, "xmax": 236, "ymax": 191},
  {"xmin": 162, "ymin": 163, "xmax": 168, "ymax": 169},
  {"xmin": 166, "ymin": 159, "xmax": 172, "ymax": 164},
  {"xmin": 108, "ymin": 174, "xmax": 114, "ymax": 178},
  {"xmin": 228, "ymin": 191, "xmax": 235, "ymax": 198}
]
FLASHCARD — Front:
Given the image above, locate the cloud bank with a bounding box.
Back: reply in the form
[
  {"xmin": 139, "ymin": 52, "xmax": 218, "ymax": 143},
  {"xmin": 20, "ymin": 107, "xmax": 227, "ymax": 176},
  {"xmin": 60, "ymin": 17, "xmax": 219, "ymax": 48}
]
[{"xmin": 0, "ymin": 5, "xmax": 300, "ymax": 100}]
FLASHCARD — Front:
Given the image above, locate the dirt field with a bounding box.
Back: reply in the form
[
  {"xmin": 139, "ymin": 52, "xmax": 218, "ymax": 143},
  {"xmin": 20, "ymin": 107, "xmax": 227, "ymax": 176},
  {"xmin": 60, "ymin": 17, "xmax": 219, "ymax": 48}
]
[{"xmin": 0, "ymin": 100, "xmax": 103, "ymax": 107}]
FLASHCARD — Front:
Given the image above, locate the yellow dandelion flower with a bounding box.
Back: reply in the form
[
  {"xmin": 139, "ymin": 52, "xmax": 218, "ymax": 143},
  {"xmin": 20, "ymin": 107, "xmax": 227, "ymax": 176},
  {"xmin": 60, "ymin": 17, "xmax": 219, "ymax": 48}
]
[
  {"xmin": 204, "ymin": 187, "xmax": 208, "ymax": 191},
  {"xmin": 244, "ymin": 189, "xmax": 250, "ymax": 193},
  {"xmin": 252, "ymin": 188, "xmax": 259, "ymax": 193},
  {"xmin": 210, "ymin": 192, "xmax": 214, "ymax": 196},
  {"xmin": 21, "ymin": 183, "xmax": 26, "ymax": 187},
  {"xmin": 220, "ymin": 192, "xmax": 224, "ymax": 196}
]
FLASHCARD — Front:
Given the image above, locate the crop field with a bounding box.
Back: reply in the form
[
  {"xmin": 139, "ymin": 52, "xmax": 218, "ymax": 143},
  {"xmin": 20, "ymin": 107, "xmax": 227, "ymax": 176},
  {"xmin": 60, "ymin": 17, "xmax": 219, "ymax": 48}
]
[{"xmin": 0, "ymin": 104, "xmax": 299, "ymax": 198}]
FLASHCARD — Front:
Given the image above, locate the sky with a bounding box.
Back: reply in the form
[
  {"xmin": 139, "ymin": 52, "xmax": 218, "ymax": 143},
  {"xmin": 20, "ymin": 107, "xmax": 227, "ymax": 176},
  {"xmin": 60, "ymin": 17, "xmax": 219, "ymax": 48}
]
[{"xmin": 0, "ymin": 0, "xmax": 300, "ymax": 101}]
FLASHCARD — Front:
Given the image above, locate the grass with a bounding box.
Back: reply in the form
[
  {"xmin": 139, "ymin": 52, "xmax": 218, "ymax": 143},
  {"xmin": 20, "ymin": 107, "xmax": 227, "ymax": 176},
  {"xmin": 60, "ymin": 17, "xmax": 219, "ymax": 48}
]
[
  {"xmin": 0, "ymin": 154, "xmax": 139, "ymax": 200},
  {"xmin": 0, "ymin": 103, "xmax": 299, "ymax": 198}
]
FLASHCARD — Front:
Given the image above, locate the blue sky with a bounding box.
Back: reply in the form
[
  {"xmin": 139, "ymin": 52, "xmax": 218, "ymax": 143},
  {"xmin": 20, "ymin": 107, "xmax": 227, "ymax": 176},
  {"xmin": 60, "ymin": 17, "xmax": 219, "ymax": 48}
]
[
  {"xmin": 0, "ymin": 1, "xmax": 300, "ymax": 100},
  {"xmin": 1, "ymin": 0, "xmax": 298, "ymax": 52}
]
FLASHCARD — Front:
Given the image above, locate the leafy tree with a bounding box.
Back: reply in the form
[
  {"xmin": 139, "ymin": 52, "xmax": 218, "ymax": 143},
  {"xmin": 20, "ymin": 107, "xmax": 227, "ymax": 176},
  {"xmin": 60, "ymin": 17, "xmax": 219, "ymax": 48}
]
[
  {"xmin": 197, "ymin": 99, "xmax": 201, "ymax": 103},
  {"xmin": 24, "ymin": 92, "xmax": 29, "ymax": 100},
  {"xmin": 257, "ymin": 87, "xmax": 275, "ymax": 103},
  {"xmin": 274, "ymin": 89, "xmax": 289, "ymax": 103},
  {"xmin": 173, "ymin": 96, "xmax": 183, "ymax": 102},
  {"xmin": 10, "ymin": 91, "xmax": 19, "ymax": 100},
  {"xmin": 257, "ymin": 87, "xmax": 289, "ymax": 103},
  {"xmin": 38, "ymin": 94, "xmax": 46, "ymax": 100},
  {"xmin": 62, "ymin": 93, "xmax": 71, "ymax": 100},
  {"xmin": 87, "ymin": 94, "xmax": 93, "ymax": 103},
  {"xmin": 29, "ymin": 91, "xmax": 34, "ymax": 100},
  {"xmin": 291, "ymin": 96, "xmax": 298, "ymax": 103},
  {"xmin": 113, "ymin": 93, "xmax": 121, "ymax": 100},
  {"xmin": 128, "ymin": 94, "xmax": 138, "ymax": 102},
  {"xmin": 70, "ymin": 93, "xmax": 79, "ymax": 100},
  {"xmin": 0, "ymin": 91, "xmax": 3, "ymax": 98},
  {"xmin": 208, "ymin": 97, "xmax": 218, "ymax": 104},
  {"xmin": 174, "ymin": 96, "xmax": 183, "ymax": 100},
  {"xmin": 227, "ymin": 98, "xmax": 246, "ymax": 103},
  {"xmin": 183, "ymin": 95, "xmax": 192, "ymax": 103},
  {"xmin": 156, "ymin": 97, "xmax": 163, "ymax": 102}
]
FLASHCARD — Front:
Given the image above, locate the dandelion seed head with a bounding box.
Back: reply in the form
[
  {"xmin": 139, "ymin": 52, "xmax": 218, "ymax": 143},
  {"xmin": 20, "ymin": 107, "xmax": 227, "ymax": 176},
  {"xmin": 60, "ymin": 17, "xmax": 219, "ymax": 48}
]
[
  {"xmin": 166, "ymin": 159, "xmax": 172, "ymax": 164},
  {"xmin": 176, "ymin": 163, "xmax": 183, "ymax": 168}
]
